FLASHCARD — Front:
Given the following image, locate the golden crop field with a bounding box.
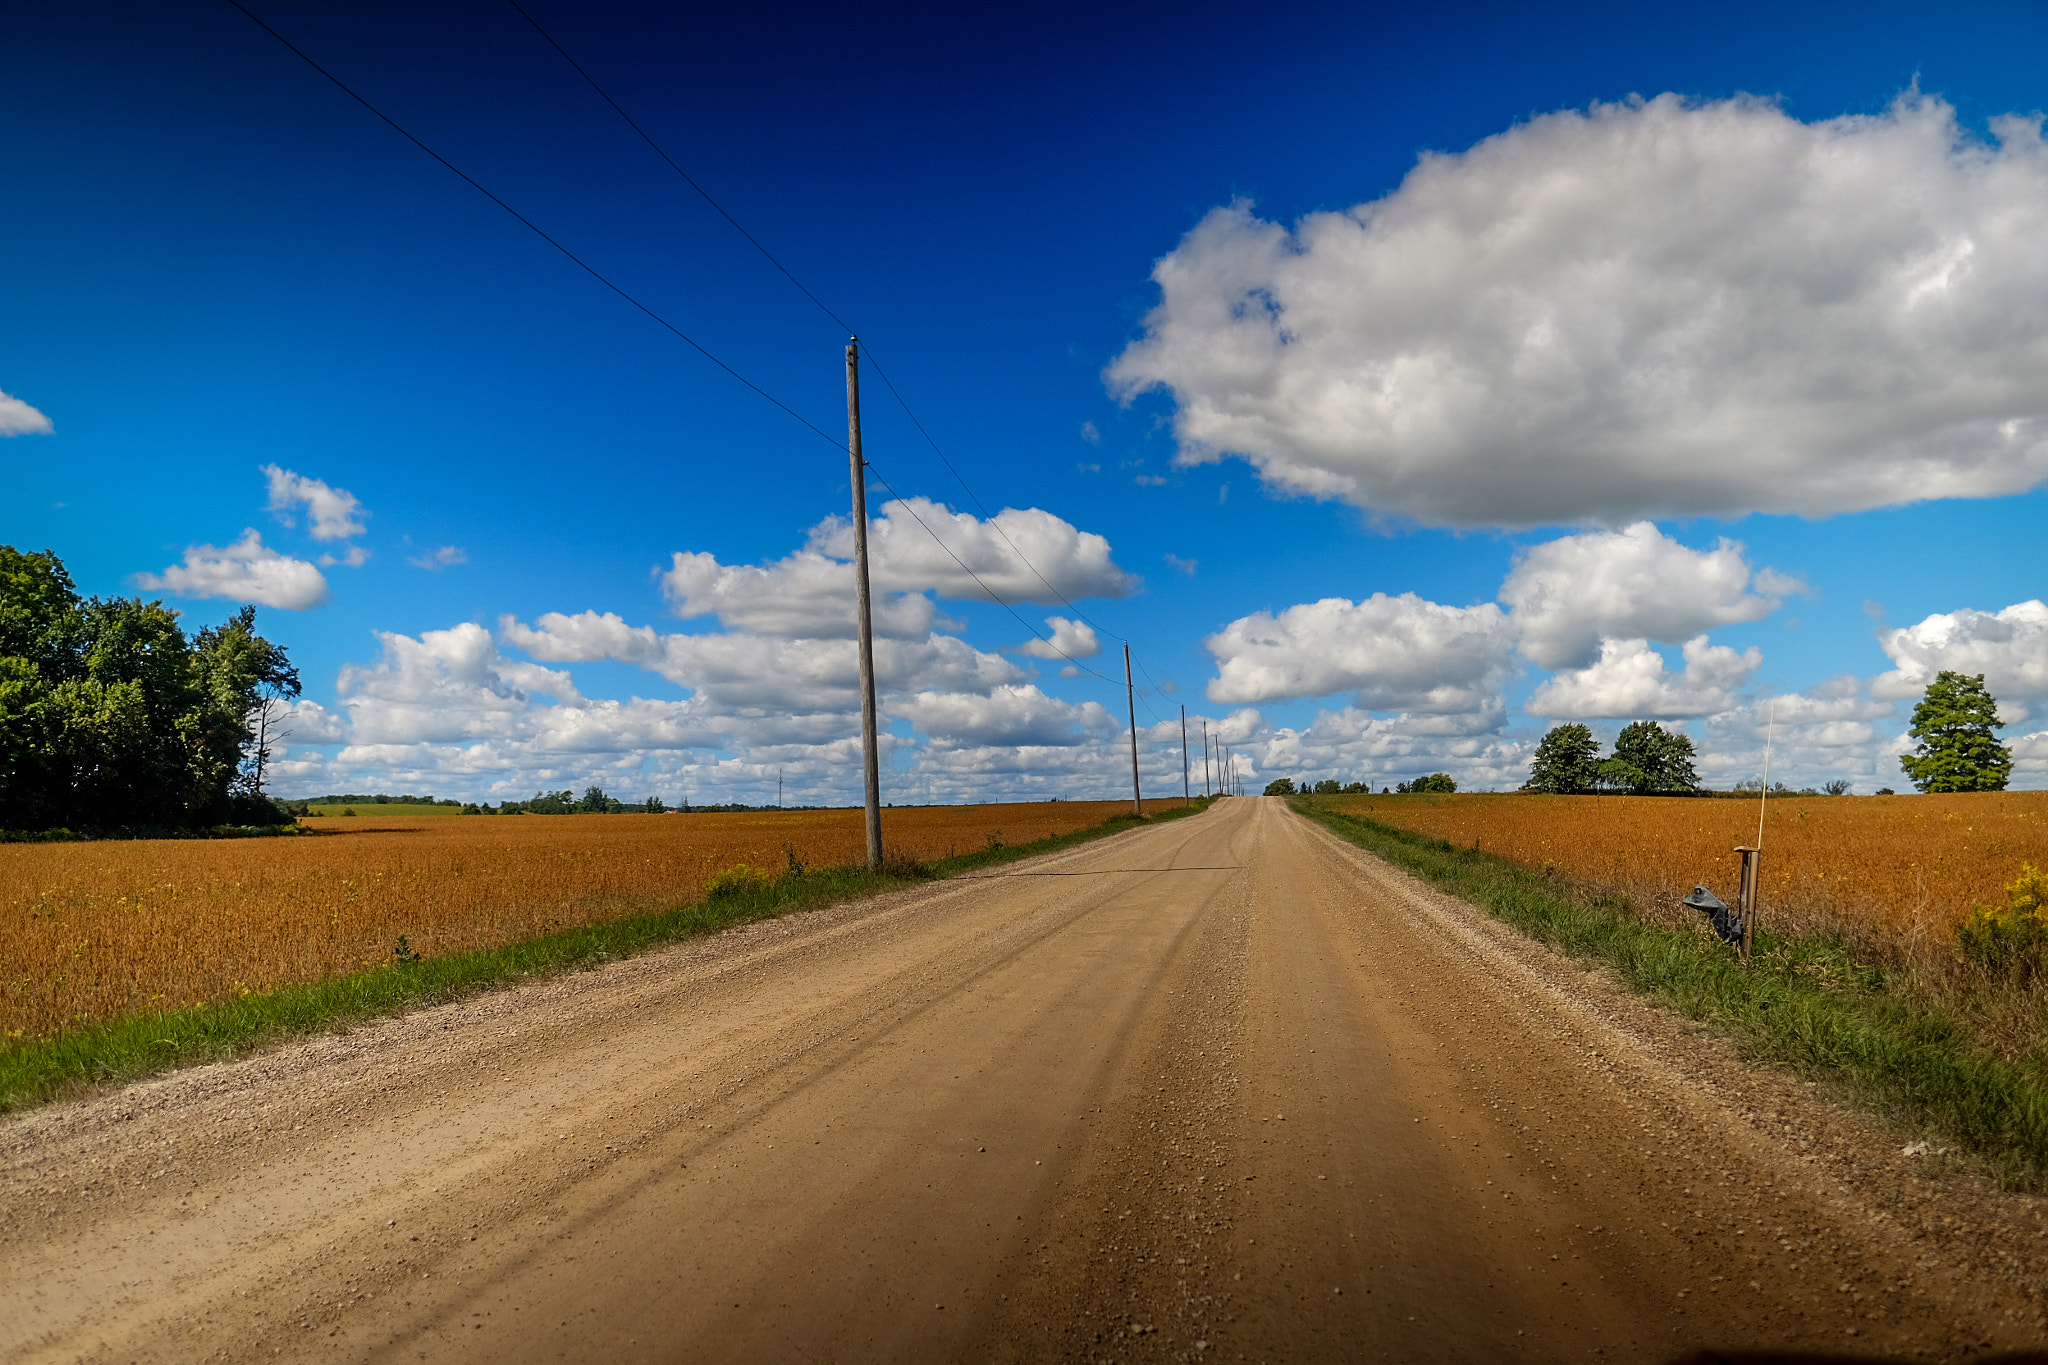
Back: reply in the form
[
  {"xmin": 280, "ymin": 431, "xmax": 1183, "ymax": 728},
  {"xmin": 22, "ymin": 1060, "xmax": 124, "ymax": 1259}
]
[
  {"xmin": 1320, "ymin": 790, "xmax": 2048, "ymax": 942},
  {"xmin": 1, "ymin": 799, "xmax": 1185, "ymax": 1044}
]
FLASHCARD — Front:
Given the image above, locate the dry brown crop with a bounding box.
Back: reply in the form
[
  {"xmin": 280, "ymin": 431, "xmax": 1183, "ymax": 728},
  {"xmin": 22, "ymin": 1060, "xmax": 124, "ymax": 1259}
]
[
  {"xmin": 1, "ymin": 800, "xmax": 1185, "ymax": 1044},
  {"xmin": 1320, "ymin": 790, "xmax": 2048, "ymax": 944}
]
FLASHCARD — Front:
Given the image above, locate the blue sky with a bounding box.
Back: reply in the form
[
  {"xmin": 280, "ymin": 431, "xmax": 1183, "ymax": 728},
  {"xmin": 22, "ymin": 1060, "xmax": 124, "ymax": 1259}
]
[{"xmin": 6, "ymin": 0, "xmax": 2047, "ymax": 803}]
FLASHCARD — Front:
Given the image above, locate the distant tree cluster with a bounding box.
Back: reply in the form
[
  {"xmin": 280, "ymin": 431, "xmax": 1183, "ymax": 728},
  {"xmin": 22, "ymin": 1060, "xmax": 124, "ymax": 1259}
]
[
  {"xmin": 301, "ymin": 792, "xmax": 463, "ymax": 807},
  {"xmin": 486, "ymin": 786, "xmax": 672, "ymax": 815},
  {"xmin": 1525, "ymin": 721, "xmax": 1699, "ymax": 795},
  {"xmin": 1395, "ymin": 774, "xmax": 1458, "ymax": 794},
  {"xmin": 0, "ymin": 547, "xmax": 301, "ymax": 831}
]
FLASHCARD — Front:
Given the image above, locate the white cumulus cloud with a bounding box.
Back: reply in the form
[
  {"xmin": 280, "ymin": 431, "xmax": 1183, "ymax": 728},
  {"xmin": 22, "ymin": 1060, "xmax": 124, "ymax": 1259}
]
[
  {"xmin": 1206, "ymin": 594, "xmax": 1513, "ymax": 713},
  {"xmin": 263, "ymin": 465, "xmax": 368, "ymax": 541},
  {"xmin": 811, "ymin": 498, "xmax": 1140, "ymax": 603},
  {"xmin": 895, "ymin": 685, "xmax": 1118, "ymax": 749},
  {"xmin": 1017, "ymin": 616, "xmax": 1101, "ymax": 661},
  {"xmin": 1502, "ymin": 522, "xmax": 1788, "ymax": 670},
  {"xmin": 1109, "ymin": 93, "xmax": 2048, "ymax": 528},
  {"xmin": 658, "ymin": 548, "xmax": 936, "ymax": 639},
  {"xmin": 1526, "ymin": 635, "xmax": 1761, "ymax": 718},
  {"xmin": 0, "ymin": 388, "xmax": 53, "ymax": 436},
  {"xmin": 135, "ymin": 530, "xmax": 330, "ymax": 610},
  {"xmin": 1871, "ymin": 600, "xmax": 2048, "ymax": 720}
]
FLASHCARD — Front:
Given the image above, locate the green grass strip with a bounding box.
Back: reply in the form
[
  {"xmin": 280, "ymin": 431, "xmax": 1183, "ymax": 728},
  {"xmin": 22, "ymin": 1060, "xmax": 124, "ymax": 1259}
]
[
  {"xmin": 0, "ymin": 798, "xmax": 1214, "ymax": 1114},
  {"xmin": 1293, "ymin": 797, "xmax": 2048, "ymax": 1181}
]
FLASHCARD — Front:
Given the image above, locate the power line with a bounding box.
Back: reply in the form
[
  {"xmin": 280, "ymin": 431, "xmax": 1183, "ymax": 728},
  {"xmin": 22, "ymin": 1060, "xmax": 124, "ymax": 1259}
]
[
  {"xmin": 241, "ymin": 0, "xmax": 1174, "ymax": 733},
  {"xmin": 501, "ymin": 0, "xmax": 1129, "ymax": 643},
  {"xmin": 226, "ymin": 0, "xmax": 845, "ymax": 452}
]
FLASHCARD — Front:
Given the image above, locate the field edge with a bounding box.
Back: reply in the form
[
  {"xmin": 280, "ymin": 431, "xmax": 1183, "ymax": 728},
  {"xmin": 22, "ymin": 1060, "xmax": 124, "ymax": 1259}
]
[
  {"xmin": 0, "ymin": 797, "xmax": 1216, "ymax": 1116},
  {"xmin": 1289, "ymin": 795, "xmax": 2048, "ymax": 1186}
]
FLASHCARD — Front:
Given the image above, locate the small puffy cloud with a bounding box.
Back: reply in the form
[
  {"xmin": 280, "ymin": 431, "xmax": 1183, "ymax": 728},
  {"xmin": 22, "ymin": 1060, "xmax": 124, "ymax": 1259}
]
[
  {"xmin": 408, "ymin": 546, "xmax": 468, "ymax": 571},
  {"xmin": 1081, "ymin": 421, "xmax": 1101, "ymax": 444},
  {"xmin": 1109, "ymin": 94, "xmax": 2048, "ymax": 528},
  {"xmin": 1871, "ymin": 600, "xmax": 2048, "ymax": 720},
  {"xmin": 1526, "ymin": 635, "xmax": 1761, "ymax": 718},
  {"xmin": 1164, "ymin": 554, "xmax": 1198, "ymax": 576},
  {"xmin": 0, "ymin": 388, "xmax": 53, "ymax": 436},
  {"xmin": 895, "ymin": 685, "xmax": 1118, "ymax": 748},
  {"xmin": 812, "ymin": 498, "xmax": 1140, "ymax": 604},
  {"xmin": 1017, "ymin": 616, "xmax": 1101, "ymax": 661},
  {"xmin": 1502, "ymin": 522, "xmax": 1787, "ymax": 670},
  {"xmin": 270, "ymin": 698, "xmax": 349, "ymax": 744},
  {"xmin": 263, "ymin": 465, "xmax": 367, "ymax": 541},
  {"xmin": 658, "ymin": 550, "xmax": 936, "ymax": 639},
  {"xmin": 320, "ymin": 546, "xmax": 371, "ymax": 568},
  {"xmin": 135, "ymin": 529, "xmax": 330, "ymax": 610},
  {"xmin": 1205, "ymin": 593, "xmax": 1513, "ymax": 714}
]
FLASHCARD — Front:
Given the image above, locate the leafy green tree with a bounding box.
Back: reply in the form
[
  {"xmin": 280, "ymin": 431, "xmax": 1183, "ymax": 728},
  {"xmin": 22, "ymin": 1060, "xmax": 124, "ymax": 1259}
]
[
  {"xmin": 1263, "ymin": 777, "xmax": 1296, "ymax": 796},
  {"xmin": 0, "ymin": 547, "xmax": 299, "ymax": 829},
  {"xmin": 1312, "ymin": 778, "xmax": 1341, "ymax": 794},
  {"xmin": 1396, "ymin": 773, "xmax": 1457, "ymax": 793},
  {"xmin": 643, "ymin": 795, "xmax": 667, "ymax": 814},
  {"xmin": 1598, "ymin": 721, "xmax": 1700, "ymax": 795},
  {"xmin": 1526, "ymin": 724, "xmax": 1599, "ymax": 793},
  {"xmin": 1900, "ymin": 671, "xmax": 2012, "ymax": 793}
]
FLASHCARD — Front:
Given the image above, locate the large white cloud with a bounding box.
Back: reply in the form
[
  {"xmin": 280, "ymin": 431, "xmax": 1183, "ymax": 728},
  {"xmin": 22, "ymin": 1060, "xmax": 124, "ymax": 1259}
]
[
  {"xmin": 134, "ymin": 529, "xmax": 330, "ymax": 610},
  {"xmin": 500, "ymin": 610, "xmax": 1024, "ymax": 712},
  {"xmin": 1205, "ymin": 593, "xmax": 1513, "ymax": 712},
  {"xmin": 1016, "ymin": 615, "xmax": 1102, "ymax": 661},
  {"xmin": 263, "ymin": 465, "xmax": 368, "ymax": 541},
  {"xmin": 1502, "ymin": 522, "xmax": 1787, "ymax": 670},
  {"xmin": 658, "ymin": 549, "xmax": 937, "ymax": 638},
  {"xmin": 1871, "ymin": 600, "xmax": 2048, "ymax": 721},
  {"xmin": 1526, "ymin": 635, "xmax": 1761, "ymax": 718},
  {"xmin": 0, "ymin": 388, "xmax": 52, "ymax": 436},
  {"xmin": 811, "ymin": 498, "xmax": 1140, "ymax": 603},
  {"xmin": 1109, "ymin": 93, "xmax": 2048, "ymax": 528},
  {"xmin": 895, "ymin": 685, "xmax": 1117, "ymax": 748}
]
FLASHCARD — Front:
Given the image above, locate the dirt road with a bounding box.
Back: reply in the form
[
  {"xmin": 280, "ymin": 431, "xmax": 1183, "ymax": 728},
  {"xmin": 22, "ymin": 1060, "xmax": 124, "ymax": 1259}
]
[{"xmin": 7, "ymin": 797, "xmax": 2048, "ymax": 1362}]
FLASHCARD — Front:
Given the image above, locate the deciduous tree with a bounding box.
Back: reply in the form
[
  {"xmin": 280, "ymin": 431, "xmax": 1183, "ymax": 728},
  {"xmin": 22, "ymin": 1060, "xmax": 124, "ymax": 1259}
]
[{"xmin": 1527, "ymin": 724, "xmax": 1599, "ymax": 793}]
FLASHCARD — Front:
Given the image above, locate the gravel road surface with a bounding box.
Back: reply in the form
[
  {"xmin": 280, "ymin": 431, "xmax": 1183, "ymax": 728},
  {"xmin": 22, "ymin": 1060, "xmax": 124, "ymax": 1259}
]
[{"xmin": 7, "ymin": 796, "xmax": 2048, "ymax": 1362}]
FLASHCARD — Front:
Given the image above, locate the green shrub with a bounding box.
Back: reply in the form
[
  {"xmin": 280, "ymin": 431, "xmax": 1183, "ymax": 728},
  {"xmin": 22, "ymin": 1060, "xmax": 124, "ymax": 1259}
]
[
  {"xmin": 704, "ymin": 864, "xmax": 775, "ymax": 899},
  {"xmin": 1957, "ymin": 864, "xmax": 2048, "ymax": 978}
]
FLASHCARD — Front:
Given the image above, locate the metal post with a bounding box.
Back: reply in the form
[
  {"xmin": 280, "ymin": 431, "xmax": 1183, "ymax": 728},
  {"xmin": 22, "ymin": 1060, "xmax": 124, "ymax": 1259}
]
[
  {"xmin": 1736, "ymin": 846, "xmax": 1760, "ymax": 961},
  {"xmin": 846, "ymin": 339, "xmax": 882, "ymax": 868},
  {"xmin": 1124, "ymin": 643, "xmax": 1141, "ymax": 817},
  {"xmin": 1181, "ymin": 705, "xmax": 1190, "ymax": 806}
]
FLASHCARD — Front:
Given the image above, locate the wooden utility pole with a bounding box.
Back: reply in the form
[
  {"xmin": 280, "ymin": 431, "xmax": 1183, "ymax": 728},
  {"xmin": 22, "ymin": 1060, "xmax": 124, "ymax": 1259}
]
[
  {"xmin": 846, "ymin": 338, "xmax": 882, "ymax": 868},
  {"xmin": 1202, "ymin": 720, "xmax": 1211, "ymax": 796},
  {"xmin": 1124, "ymin": 643, "xmax": 1141, "ymax": 817},
  {"xmin": 1180, "ymin": 705, "xmax": 1190, "ymax": 806}
]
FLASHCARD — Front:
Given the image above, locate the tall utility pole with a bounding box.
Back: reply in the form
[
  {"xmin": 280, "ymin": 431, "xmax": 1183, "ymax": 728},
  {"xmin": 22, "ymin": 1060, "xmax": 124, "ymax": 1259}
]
[
  {"xmin": 846, "ymin": 338, "xmax": 882, "ymax": 868},
  {"xmin": 1180, "ymin": 706, "xmax": 1190, "ymax": 806},
  {"xmin": 1202, "ymin": 720, "xmax": 1212, "ymax": 796},
  {"xmin": 1124, "ymin": 642, "xmax": 1141, "ymax": 817}
]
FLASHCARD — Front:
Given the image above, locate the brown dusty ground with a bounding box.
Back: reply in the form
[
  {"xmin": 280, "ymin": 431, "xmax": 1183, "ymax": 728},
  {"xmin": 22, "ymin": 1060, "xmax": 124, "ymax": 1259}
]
[{"xmin": 6, "ymin": 797, "xmax": 2048, "ymax": 1363}]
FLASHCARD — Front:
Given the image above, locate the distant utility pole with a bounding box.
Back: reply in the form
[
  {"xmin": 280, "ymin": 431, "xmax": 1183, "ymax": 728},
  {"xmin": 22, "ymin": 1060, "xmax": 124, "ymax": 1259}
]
[
  {"xmin": 1180, "ymin": 705, "xmax": 1190, "ymax": 806},
  {"xmin": 1124, "ymin": 642, "xmax": 1141, "ymax": 817},
  {"xmin": 1202, "ymin": 720, "xmax": 1212, "ymax": 797},
  {"xmin": 846, "ymin": 338, "xmax": 882, "ymax": 867},
  {"xmin": 777, "ymin": 767, "xmax": 784, "ymax": 809}
]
